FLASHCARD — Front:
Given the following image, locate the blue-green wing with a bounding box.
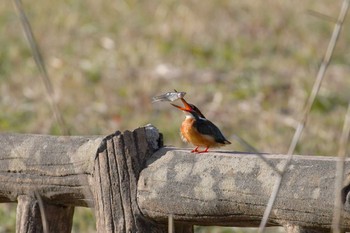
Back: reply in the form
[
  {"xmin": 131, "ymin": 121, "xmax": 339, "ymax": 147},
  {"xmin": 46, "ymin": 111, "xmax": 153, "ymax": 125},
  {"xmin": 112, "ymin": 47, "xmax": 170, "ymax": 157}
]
[{"xmin": 194, "ymin": 119, "xmax": 230, "ymax": 144}]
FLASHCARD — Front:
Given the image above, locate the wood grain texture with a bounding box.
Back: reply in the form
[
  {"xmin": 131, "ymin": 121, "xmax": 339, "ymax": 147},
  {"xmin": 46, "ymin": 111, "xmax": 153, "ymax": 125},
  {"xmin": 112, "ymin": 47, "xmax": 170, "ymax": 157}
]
[
  {"xmin": 1, "ymin": 125, "xmax": 171, "ymax": 233},
  {"xmin": 16, "ymin": 195, "xmax": 74, "ymax": 233},
  {"xmin": 0, "ymin": 133, "xmax": 103, "ymax": 206},
  {"xmin": 92, "ymin": 126, "xmax": 170, "ymax": 233},
  {"xmin": 6, "ymin": 127, "xmax": 350, "ymax": 231},
  {"xmin": 137, "ymin": 148, "xmax": 350, "ymax": 230},
  {"xmin": 16, "ymin": 195, "xmax": 43, "ymax": 233}
]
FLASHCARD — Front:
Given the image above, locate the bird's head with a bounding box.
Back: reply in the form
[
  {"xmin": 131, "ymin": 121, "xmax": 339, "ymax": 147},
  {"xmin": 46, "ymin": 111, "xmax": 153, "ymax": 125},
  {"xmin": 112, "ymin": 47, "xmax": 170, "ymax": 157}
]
[{"xmin": 171, "ymin": 98, "xmax": 205, "ymax": 119}]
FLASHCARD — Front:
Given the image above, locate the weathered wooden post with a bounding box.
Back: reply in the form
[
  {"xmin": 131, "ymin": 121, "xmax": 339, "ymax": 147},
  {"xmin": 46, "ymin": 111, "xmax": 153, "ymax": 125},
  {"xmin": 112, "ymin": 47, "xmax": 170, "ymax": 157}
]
[
  {"xmin": 16, "ymin": 195, "xmax": 74, "ymax": 233},
  {"xmin": 90, "ymin": 125, "xmax": 193, "ymax": 232},
  {"xmin": 0, "ymin": 133, "xmax": 103, "ymax": 233},
  {"xmin": 91, "ymin": 125, "xmax": 169, "ymax": 232},
  {"xmin": 1, "ymin": 125, "xmax": 187, "ymax": 233}
]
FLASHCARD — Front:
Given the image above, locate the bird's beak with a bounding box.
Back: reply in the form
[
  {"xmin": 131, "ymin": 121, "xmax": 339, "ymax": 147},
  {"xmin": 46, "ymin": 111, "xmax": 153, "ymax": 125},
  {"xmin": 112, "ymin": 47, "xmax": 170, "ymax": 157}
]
[{"xmin": 171, "ymin": 98, "xmax": 192, "ymax": 112}]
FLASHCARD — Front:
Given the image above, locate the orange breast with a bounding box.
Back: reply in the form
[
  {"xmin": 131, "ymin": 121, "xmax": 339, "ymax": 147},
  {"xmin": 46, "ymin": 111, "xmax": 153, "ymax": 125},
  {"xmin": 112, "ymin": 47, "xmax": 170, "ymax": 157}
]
[{"xmin": 180, "ymin": 118, "xmax": 217, "ymax": 147}]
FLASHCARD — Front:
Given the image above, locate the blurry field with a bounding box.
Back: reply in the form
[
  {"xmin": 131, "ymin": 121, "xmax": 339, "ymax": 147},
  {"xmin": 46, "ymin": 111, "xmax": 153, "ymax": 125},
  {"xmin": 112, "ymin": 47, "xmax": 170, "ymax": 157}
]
[{"xmin": 0, "ymin": 0, "xmax": 349, "ymax": 232}]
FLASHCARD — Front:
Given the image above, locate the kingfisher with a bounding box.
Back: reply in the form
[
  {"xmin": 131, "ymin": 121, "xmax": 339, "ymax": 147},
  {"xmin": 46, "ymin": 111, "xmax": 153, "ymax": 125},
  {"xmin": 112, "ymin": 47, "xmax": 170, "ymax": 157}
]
[{"xmin": 171, "ymin": 98, "xmax": 231, "ymax": 153}]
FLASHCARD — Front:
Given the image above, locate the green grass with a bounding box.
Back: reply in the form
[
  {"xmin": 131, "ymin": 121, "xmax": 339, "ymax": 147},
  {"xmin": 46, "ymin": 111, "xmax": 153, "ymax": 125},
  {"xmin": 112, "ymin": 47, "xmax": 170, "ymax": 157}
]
[
  {"xmin": 0, "ymin": 204, "xmax": 17, "ymax": 233},
  {"xmin": 0, "ymin": 0, "xmax": 349, "ymax": 232}
]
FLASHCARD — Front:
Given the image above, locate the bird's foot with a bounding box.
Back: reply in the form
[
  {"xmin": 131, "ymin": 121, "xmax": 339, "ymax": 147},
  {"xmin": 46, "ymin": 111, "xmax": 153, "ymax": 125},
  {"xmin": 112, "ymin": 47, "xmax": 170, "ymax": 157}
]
[
  {"xmin": 194, "ymin": 147, "xmax": 209, "ymax": 153},
  {"xmin": 191, "ymin": 146, "xmax": 199, "ymax": 153}
]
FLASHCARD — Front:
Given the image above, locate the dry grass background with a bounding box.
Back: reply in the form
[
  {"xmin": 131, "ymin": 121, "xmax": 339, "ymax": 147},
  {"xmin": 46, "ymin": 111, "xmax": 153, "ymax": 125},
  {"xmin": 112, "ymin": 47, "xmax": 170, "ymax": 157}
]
[{"xmin": 0, "ymin": 0, "xmax": 349, "ymax": 232}]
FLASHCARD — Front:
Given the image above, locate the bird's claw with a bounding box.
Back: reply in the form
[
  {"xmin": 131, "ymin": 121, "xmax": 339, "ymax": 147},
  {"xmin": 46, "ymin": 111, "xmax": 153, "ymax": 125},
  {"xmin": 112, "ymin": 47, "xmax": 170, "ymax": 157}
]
[
  {"xmin": 191, "ymin": 147, "xmax": 209, "ymax": 153},
  {"xmin": 191, "ymin": 146, "xmax": 199, "ymax": 153}
]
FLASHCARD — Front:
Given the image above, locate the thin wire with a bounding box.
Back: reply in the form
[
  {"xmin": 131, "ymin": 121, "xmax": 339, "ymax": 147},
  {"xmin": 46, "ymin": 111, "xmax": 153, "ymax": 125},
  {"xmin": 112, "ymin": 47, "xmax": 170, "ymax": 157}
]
[
  {"xmin": 12, "ymin": 1, "xmax": 71, "ymax": 231},
  {"xmin": 34, "ymin": 192, "xmax": 49, "ymax": 233},
  {"xmin": 231, "ymin": 134, "xmax": 282, "ymax": 175},
  {"xmin": 306, "ymin": 9, "xmax": 338, "ymax": 23},
  {"xmin": 332, "ymin": 102, "xmax": 350, "ymax": 233},
  {"xmin": 12, "ymin": 0, "xmax": 70, "ymax": 135},
  {"xmin": 231, "ymin": 134, "xmax": 259, "ymax": 153},
  {"xmin": 258, "ymin": 0, "xmax": 350, "ymax": 232},
  {"xmin": 168, "ymin": 214, "xmax": 174, "ymax": 233}
]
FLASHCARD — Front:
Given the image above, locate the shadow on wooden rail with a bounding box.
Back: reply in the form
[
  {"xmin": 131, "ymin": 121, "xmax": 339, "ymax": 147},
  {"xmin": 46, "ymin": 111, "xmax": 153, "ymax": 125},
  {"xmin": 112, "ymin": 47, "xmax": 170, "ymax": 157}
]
[{"xmin": 1, "ymin": 125, "xmax": 350, "ymax": 233}]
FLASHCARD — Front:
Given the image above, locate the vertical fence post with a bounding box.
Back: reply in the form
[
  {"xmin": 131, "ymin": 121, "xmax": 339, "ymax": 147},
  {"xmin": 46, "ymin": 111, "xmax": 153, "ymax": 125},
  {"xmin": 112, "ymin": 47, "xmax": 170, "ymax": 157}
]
[
  {"xmin": 91, "ymin": 125, "xmax": 167, "ymax": 233},
  {"xmin": 16, "ymin": 195, "xmax": 74, "ymax": 233}
]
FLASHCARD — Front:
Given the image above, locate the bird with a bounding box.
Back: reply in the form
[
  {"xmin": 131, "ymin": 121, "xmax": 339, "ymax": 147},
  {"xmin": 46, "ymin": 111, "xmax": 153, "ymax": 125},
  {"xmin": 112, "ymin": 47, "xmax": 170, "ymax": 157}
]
[{"xmin": 171, "ymin": 98, "xmax": 231, "ymax": 153}]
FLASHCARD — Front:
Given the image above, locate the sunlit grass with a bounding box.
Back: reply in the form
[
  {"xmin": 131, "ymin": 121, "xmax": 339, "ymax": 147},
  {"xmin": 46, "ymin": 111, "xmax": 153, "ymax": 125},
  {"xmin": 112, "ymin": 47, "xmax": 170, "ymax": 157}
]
[
  {"xmin": 0, "ymin": 204, "xmax": 16, "ymax": 233},
  {"xmin": 72, "ymin": 207, "xmax": 96, "ymax": 233}
]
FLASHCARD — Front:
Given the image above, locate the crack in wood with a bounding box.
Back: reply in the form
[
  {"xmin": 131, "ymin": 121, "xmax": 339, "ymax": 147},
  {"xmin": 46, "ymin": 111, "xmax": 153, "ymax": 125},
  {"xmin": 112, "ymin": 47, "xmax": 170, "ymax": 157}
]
[{"xmin": 91, "ymin": 127, "xmax": 168, "ymax": 233}]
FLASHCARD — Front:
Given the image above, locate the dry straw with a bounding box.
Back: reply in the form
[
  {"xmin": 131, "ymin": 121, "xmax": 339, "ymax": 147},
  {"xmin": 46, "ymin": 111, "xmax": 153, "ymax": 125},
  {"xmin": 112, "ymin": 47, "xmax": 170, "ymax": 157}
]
[
  {"xmin": 13, "ymin": 0, "xmax": 70, "ymax": 136},
  {"xmin": 258, "ymin": 1, "xmax": 350, "ymax": 232}
]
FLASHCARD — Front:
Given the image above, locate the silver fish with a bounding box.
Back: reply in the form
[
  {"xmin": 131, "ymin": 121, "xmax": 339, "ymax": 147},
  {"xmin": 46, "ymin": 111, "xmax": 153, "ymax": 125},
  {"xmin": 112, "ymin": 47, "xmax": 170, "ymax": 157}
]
[{"xmin": 152, "ymin": 90, "xmax": 186, "ymax": 103}]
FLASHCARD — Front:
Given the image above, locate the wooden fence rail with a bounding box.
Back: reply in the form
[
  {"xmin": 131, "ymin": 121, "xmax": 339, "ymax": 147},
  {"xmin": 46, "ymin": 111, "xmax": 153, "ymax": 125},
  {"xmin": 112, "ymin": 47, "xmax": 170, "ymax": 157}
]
[{"xmin": 0, "ymin": 125, "xmax": 350, "ymax": 233}]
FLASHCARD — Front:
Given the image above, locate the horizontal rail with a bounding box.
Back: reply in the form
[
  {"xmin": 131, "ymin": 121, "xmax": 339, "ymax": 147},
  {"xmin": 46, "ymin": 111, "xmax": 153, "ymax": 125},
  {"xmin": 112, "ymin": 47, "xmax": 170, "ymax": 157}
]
[
  {"xmin": 1, "ymin": 128, "xmax": 350, "ymax": 232},
  {"xmin": 0, "ymin": 133, "xmax": 103, "ymax": 206},
  {"xmin": 138, "ymin": 148, "xmax": 350, "ymax": 230}
]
